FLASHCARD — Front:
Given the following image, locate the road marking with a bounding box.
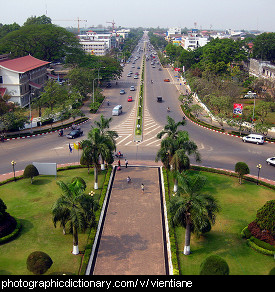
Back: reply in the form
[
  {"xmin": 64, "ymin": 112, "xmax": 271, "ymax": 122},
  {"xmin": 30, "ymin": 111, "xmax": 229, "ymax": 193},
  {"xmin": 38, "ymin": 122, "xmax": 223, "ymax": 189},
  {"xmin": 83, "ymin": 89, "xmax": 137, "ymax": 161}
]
[{"xmin": 116, "ymin": 134, "xmax": 132, "ymax": 145}]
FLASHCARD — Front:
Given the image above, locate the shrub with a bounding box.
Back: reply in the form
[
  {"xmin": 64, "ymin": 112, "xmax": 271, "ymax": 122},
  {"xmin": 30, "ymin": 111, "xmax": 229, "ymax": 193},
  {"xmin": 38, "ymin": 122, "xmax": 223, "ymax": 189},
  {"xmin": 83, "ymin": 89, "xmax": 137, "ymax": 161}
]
[
  {"xmin": 200, "ymin": 255, "xmax": 230, "ymax": 275},
  {"xmin": 248, "ymin": 221, "xmax": 275, "ymax": 246},
  {"xmin": 269, "ymin": 267, "xmax": 275, "ymax": 275},
  {"xmin": 26, "ymin": 251, "xmax": 53, "ymax": 275},
  {"xmin": 255, "ymin": 200, "xmax": 275, "ymax": 235},
  {"xmin": 235, "ymin": 162, "xmax": 250, "ymax": 184},
  {"xmin": 23, "ymin": 164, "xmax": 39, "ymax": 184}
]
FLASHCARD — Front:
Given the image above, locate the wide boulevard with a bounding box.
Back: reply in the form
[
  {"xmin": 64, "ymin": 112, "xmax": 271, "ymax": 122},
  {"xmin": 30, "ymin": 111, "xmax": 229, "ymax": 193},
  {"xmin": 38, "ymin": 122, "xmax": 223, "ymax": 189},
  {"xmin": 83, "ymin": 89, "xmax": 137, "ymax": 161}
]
[{"xmin": 0, "ymin": 34, "xmax": 274, "ymax": 182}]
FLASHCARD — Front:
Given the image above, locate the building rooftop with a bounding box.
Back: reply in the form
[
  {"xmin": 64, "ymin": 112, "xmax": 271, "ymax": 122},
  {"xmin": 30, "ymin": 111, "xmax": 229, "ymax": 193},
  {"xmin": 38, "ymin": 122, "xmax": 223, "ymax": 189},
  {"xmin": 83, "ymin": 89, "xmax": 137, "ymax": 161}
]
[{"xmin": 0, "ymin": 55, "xmax": 50, "ymax": 73}]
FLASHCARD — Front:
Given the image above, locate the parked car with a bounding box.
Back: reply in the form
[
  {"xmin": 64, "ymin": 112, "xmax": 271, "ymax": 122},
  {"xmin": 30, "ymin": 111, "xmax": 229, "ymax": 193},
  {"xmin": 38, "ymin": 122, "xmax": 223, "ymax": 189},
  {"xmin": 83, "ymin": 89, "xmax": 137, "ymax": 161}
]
[
  {"xmin": 128, "ymin": 96, "xmax": 133, "ymax": 102},
  {"xmin": 130, "ymin": 86, "xmax": 135, "ymax": 91},
  {"xmin": 266, "ymin": 157, "xmax": 275, "ymax": 166},
  {"xmin": 164, "ymin": 79, "xmax": 170, "ymax": 82},
  {"xmin": 120, "ymin": 89, "xmax": 125, "ymax": 94},
  {"xmin": 66, "ymin": 129, "xmax": 83, "ymax": 139},
  {"xmin": 157, "ymin": 96, "xmax": 162, "ymax": 102},
  {"xmin": 242, "ymin": 134, "xmax": 264, "ymax": 145}
]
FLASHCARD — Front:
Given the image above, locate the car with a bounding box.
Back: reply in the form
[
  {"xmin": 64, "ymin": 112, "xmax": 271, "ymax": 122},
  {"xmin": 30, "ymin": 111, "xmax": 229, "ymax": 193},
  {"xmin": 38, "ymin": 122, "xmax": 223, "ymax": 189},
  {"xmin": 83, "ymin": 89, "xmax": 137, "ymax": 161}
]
[
  {"xmin": 106, "ymin": 82, "xmax": 111, "ymax": 88},
  {"xmin": 266, "ymin": 157, "xmax": 275, "ymax": 166},
  {"xmin": 120, "ymin": 89, "xmax": 125, "ymax": 94},
  {"xmin": 134, "ymin": 75, "xmax": 138, "ymax": 79},
  {"xmin": 127, "ymin": 73, "xmax": 131, "ymax": 77},
  {"xmin": 152, "ymin": 65, "xmax": 155, "ymax": 68},
  {"xmin": 164, "ymin": 79, "xmax": 170, "ymax": 82},
  {"xmin": 128, "ymin": 96, "xmax": 133, "ymax": 102},
  {"xmin": 242, "ymin": 134, "xmax": 264, "ymax": 145},
  {"xmin": 130, "ymin": 86, "xmax": 135, "ymax": 91},
  {"xmin": 66, "ymin": 129, "xmax": 83, "ymax": 139},
  {"xmin": 157, "ymin": 96, "xmax": 162, "ymax": 102}
]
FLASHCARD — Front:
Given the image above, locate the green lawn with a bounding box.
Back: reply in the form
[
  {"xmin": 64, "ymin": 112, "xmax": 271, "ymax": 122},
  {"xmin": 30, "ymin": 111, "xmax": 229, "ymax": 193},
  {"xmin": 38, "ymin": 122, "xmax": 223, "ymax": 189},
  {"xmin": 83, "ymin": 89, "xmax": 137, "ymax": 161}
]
[
  {"xmin": 167, "ymin": 170, "xmax": 275, "ymax": 275},
  {"xmin": 0, "ymin": 167, "xmax": 107, "ymax": 275}
]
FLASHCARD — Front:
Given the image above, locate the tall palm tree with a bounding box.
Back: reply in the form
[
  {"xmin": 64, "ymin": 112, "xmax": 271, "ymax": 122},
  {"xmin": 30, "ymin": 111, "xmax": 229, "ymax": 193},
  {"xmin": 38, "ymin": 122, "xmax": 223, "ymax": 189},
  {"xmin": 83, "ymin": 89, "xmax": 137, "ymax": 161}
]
[
  {"xmin": 169, "ymin": 172, "xmax": 220, "ymax": 255},
  {"xmin": 81, "ymin": 127, "xmax": 114, "ymax": 189},
  {"xmin": 92, "ymin": 115, "xmax": 118, "ymax": 169},
  {"xmin": 170, "ymin": 149, "xmax": 190, "ymax": 192},
  {"xmin": 52, "ymin": 180, "xmax": 96, "ymax": 255},
  {"xmin": 157, "ymin": 115, "xmax": 186, "ymax": 139}
]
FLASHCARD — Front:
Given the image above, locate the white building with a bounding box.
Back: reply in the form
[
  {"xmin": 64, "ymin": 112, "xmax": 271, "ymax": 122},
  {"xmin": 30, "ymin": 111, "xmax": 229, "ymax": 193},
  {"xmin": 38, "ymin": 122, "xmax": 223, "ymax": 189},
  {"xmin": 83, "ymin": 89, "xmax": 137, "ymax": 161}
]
[
  {"xmin": 78, "ymin": 30, "xmax": 116, "ymax": 55},
  {"xmin": 167, "ymin": 27, "xmax": 181, "ymax": 37},
  {"xmin": 181, "ymin": 34, "xmax": 209, "ymax": 50},
  {"xmin": 0, "ymin": 55, "xmax": 50, "ymax": 107}
]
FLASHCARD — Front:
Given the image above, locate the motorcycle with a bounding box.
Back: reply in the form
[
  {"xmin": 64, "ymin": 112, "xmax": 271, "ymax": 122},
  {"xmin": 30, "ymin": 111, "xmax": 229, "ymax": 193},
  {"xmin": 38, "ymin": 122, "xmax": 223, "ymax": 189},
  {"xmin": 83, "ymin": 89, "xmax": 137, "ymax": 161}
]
[
  {"xmin": 115, "ymin": 152, "xmax": 123, "ymax": 158},
  {"xmin": 58, "ymin": 130, "xmax": 63, "ymax": 137}
]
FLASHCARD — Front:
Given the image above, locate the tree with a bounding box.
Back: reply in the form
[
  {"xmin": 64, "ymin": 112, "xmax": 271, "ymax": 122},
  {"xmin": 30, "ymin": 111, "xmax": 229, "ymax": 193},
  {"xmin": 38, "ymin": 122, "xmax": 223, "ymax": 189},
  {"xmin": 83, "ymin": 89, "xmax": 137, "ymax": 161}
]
[
  {"xmin": 169, "ymin": 172, "xmax": 220, "ymax": 255},
  {"xmin": 0, "ymin": 23, "xmax": 82, "ymax": 62},
  {"xmin": 92, "ymin": 115, "xmax": 118, "ymax": 169},
  {"xmin": 52, "ymin": 180, "xmax": 97, "ymax": 254},
  {"xmin": 23, "ymin": 164, "xmax": 39, "ymax": 184},
  {"xmin": 235, "ymin": 162, "xmax": 250, "ymax": 184},
  {"xmin": 81, "ymin": 128, "xmax": 114, "ymax": 189},
  {"xmin": 252, "ymin": 32, "xmax": 275, "ymax": 63},
  {"xmin": 26, "ymin": 251, "xmax": 53, "ymax": 275},
  {"xmin": 255, "ymin": 200, "xmax": 275, "ymax": 234},
  {"xmin": 200, "ymin": 255, "xmax": 229, "ymax": 275},
  {"xmin": 156, "ymin": 116, "xmax": 186, "ymax": 140}
]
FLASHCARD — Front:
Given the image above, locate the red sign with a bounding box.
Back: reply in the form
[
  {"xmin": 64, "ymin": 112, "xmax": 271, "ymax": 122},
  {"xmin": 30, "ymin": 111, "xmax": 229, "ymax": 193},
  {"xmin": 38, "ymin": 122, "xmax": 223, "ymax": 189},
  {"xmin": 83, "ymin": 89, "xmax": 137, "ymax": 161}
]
[
  {"xmin": 174, "ymin": 68, "xmax": 180, "ymax": 72},
  {"xmin": 233, "ymin": 103, "xmax": 243, "ymax": 115}
]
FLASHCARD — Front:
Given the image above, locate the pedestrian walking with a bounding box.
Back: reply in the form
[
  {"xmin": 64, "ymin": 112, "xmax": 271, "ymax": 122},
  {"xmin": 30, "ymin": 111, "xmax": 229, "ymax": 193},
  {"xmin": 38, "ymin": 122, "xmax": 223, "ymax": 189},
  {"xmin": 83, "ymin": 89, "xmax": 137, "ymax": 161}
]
[
  {"xmin": 118, "ymin": 160, "xmax": 121, "ymax": 167},
  {"xmin": 141, "ymin": 183, "xmax": 144, "ymax": 193},
  {"xmin": 127, "ymin": 176, "xmax": 131, "ymax": 183},
  {"xmin": 125, "ymin": 159, "xmax": 128, "ymax": 168}
]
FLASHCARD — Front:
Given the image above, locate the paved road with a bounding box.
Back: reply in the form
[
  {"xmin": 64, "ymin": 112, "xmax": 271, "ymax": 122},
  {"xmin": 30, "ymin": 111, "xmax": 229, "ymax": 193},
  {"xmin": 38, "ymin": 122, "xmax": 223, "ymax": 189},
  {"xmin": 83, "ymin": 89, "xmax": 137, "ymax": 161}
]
[{"xmin": 92, "ymin": 165, "xmax": 168, "ymax": 275}]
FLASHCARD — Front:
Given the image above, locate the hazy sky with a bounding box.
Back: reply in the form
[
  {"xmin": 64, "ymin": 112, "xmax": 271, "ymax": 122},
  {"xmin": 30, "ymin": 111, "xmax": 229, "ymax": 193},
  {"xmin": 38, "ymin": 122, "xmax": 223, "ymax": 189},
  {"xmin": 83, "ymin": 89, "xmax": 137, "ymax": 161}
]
[{"xmin": 1, "ymin": 0, "xmax": 274, "ymax": 32}]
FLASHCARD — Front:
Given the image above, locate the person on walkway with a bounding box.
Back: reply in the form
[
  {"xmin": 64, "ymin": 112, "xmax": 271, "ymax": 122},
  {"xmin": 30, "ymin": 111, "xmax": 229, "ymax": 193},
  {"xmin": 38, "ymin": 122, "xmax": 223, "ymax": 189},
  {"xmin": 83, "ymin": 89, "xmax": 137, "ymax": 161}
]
[
  {"xmin": 127, "ymin": 176, "xmax": 131, "ymax": 183},
  {"xmin": 118, "ymin": 160, "xmax": 121, "ymax": 167},
  {"xmin": 141, "ymin": 183, "xmax": 144, "ymax": 193},
  {"xmin": 125, "ymin": 159, "xmax": 128, "ymax": 168}
]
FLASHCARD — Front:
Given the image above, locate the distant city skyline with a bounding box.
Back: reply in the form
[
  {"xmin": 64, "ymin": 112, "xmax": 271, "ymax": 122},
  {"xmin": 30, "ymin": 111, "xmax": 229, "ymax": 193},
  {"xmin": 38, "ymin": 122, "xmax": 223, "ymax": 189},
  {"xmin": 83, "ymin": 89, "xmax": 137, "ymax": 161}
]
[{"xmin": 1, "ymin": 0, "xmax": 274, "ymax": 32}]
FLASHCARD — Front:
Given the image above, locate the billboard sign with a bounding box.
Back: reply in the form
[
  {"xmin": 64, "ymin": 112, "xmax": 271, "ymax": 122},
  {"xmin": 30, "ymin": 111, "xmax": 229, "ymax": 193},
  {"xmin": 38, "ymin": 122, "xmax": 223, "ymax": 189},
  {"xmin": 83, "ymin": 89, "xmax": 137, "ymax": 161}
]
[{"xmin": 233, "ymin": 103, "xmax": 243, "ymax": 115}]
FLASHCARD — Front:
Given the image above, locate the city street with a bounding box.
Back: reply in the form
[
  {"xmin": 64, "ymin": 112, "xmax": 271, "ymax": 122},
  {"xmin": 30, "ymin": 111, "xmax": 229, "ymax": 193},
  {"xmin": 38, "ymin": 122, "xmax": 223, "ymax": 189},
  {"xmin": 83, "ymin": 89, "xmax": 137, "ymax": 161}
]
[{"xmin": 0, "ymin": 36, "xmax": 274, "ymax": 182}]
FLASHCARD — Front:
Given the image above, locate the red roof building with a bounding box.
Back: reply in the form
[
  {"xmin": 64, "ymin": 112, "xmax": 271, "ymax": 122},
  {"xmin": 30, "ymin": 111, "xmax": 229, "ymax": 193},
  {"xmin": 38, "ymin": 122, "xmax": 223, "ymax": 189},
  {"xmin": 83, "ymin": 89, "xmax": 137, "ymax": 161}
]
[{"xmin": 0, "ymin": 55, "xmax": 50, "ymax": 107}]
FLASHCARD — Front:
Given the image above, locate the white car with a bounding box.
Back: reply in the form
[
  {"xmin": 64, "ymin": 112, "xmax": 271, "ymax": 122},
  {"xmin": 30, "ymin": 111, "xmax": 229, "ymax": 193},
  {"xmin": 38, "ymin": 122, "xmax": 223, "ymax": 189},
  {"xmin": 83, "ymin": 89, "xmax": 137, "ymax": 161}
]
[
  {"xmin": 130, "ymin": 86, "xmax": 135, "ymax": 91},
  {"xmin": 242, "ymin": 134, "xmax": 264, "ymax": 145},
  {"xmin": 266, "ymin": 157, "xmax": 275, "ymax": 166}
]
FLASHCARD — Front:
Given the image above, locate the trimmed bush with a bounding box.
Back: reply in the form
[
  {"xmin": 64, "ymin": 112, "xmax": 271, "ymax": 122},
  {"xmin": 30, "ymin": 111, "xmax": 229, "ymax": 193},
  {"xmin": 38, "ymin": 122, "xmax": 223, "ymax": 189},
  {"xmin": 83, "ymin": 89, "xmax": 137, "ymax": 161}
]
[
  {"xmin": 23, "ymin": 164, "xmax": 39, "ymax": 184},
  {"xmin": 200, "ymin": 255, "xmax": 230, "ymax": 275},
  {"xmin": 235, "ymin": 162, "xmax": 250, "ymax": 184},
  {"xmin": 26, "ymin": 251, "xmax": 53, "ymax": 275}
]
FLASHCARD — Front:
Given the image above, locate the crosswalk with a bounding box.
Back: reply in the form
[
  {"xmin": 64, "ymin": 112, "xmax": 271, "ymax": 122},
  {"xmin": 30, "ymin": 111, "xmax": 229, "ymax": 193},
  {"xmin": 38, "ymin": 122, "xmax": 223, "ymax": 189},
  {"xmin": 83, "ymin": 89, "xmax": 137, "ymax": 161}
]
[{"xmin": 110, "ymin": 107, "xmax": 163, "ymax": 147}]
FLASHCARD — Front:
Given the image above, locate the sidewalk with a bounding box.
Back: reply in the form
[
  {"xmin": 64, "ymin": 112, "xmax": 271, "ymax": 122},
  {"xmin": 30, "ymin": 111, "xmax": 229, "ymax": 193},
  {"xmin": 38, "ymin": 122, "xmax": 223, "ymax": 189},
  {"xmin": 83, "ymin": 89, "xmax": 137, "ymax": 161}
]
[{"xmin": 91, "ymin": 166, "xmax": 169, "ymax": 275}]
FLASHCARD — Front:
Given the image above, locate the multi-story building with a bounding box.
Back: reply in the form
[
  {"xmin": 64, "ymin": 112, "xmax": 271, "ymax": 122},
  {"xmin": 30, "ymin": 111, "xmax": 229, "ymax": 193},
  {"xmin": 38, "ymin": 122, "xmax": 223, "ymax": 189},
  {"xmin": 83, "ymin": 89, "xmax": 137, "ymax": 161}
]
[
  {"xmin": 0, "ymin": 55, "xmax": 50, "ymax": 107},
  {"xmin": 181, "ymin": 33, "xmax": 209, "ymax": 50}
]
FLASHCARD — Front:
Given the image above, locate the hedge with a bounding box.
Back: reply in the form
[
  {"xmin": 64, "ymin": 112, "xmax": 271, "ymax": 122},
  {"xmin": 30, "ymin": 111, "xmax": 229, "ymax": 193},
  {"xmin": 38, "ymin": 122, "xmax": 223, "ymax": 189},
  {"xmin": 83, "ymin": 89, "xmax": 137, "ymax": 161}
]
[
  {"xmin": 0, "ymin": 220, "xmax": 21, "ymax": 244},
  {"xmin": 162, "ymin": 167, "xmax": 180, "ymax": 275}
]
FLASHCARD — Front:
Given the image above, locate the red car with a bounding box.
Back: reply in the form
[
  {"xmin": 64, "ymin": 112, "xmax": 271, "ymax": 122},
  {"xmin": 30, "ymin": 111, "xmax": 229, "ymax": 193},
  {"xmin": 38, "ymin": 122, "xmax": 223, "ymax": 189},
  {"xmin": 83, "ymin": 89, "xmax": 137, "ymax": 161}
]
[
  {"xmin": 164, "ymin": 79, "xmax": 170, "ymax": 82},
  {"xmin": 128, "ymin": 96, "xmax": 133, "ymax": 102}
]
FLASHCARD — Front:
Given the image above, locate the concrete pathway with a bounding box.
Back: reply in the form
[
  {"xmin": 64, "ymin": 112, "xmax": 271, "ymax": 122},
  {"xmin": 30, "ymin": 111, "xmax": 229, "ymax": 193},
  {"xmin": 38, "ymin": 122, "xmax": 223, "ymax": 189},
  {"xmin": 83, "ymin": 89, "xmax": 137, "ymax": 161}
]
[{"xmin": 92, "ymin": 166, "xmax": 168, "ymax": 275}]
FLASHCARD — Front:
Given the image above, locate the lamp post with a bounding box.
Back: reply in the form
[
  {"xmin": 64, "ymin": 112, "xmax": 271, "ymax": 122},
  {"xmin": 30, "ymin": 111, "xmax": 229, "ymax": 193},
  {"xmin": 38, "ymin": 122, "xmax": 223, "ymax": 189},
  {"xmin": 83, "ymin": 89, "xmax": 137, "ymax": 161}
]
[
  {"xmin": 11, "ymin": 160, "xmax": 16, "ymax": 181},
  {"xmin": 256, "ymin": 164, "xmax": 262, "ymax": 185}
]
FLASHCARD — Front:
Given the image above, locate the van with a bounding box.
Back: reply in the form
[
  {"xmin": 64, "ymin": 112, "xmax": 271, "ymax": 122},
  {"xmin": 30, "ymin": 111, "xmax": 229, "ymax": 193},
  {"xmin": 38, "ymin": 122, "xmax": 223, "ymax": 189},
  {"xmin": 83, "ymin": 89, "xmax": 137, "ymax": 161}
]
[
  {"xmin": 242, "ymin": 134, "xmax": 264, "ymax": 145},
  {"xmin": 112, "ymin": 105, "xmax": 122, "ymax": 116}
]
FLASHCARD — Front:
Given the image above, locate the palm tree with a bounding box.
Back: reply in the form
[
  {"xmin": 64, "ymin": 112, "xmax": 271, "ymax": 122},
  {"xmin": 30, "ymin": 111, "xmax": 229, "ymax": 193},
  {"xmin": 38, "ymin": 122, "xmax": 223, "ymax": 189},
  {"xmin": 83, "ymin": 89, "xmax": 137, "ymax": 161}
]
[
  {"xmin": 170, "ymin": 149, "xmax": 190, "ymax": 192},
  {"xmin": 92, "ymin": 115, "xmax": 118, "ymax": 170},
  {"xmin": 157, "ymin": 115, "xmax": 186, "ymax": 139},
  {"xmin": 169, "ymin": 172, "xmax": 220, "ymax": 255},
  {"xmin": 81, "ymin": 127, "xmax": 114, "ymax": 189},
  {"xmin": 52, "ymin": 180, "xmax": 97, "ymax": 255}
]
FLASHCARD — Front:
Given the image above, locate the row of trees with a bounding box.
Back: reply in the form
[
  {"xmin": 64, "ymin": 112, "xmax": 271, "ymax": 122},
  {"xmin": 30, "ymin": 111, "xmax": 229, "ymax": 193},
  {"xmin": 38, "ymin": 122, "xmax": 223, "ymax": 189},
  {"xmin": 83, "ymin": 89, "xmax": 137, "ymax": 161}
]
[
  {"xmin": 52, "ymin": 115, "xmax": 118, "ymax": 254},
  {"xmin": 155, "ymin": 116, "xmax": 220, "ymax": 255}
]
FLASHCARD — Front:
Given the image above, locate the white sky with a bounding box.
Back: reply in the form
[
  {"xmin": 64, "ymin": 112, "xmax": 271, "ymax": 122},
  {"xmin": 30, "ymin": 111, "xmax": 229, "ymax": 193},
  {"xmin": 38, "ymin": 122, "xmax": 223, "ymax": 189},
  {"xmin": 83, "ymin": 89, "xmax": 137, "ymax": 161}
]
[{"xmin": 1, "ymin": 0, "xmax": 274, "ymax": 32}]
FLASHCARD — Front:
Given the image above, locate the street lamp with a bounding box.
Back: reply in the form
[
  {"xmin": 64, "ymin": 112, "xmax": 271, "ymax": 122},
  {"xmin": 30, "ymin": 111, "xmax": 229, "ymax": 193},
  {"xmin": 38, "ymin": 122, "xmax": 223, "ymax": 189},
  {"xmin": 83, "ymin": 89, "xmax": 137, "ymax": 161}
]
[
  {"xmin": 257, "ymin": 164, "xmax": 262, "ymax": 185},
  {"xmin": 11, "ymin": 160, "xmax": 16, "ymax": 181}
]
